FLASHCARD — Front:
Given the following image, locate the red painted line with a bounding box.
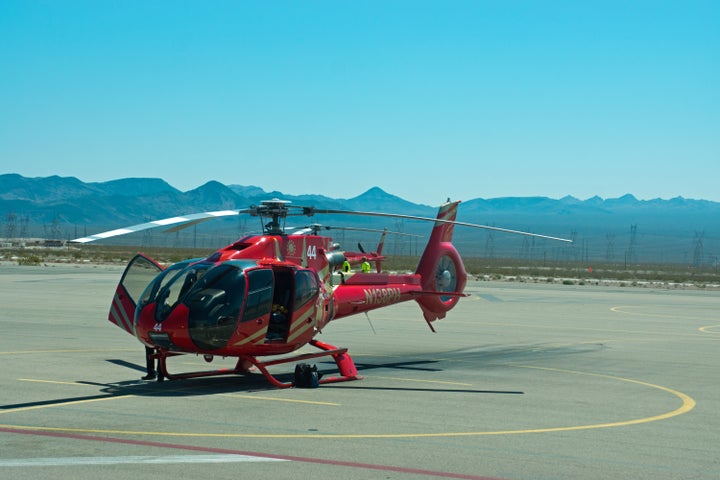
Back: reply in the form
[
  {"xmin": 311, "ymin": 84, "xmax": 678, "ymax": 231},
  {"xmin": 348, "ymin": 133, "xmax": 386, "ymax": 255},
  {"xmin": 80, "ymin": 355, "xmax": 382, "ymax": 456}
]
[{"xmin": 0, "ymin": 427, "xmax": 505, "ymax": 480}]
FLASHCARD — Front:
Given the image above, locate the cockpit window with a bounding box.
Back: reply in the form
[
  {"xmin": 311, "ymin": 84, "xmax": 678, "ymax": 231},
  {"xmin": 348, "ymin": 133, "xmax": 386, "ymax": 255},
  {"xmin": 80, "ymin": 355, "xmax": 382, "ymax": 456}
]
[
  {"xmin": 186, "ymin": 264, "xmax": 247, "ymax": 350},
  {"xmin": 142, "ymin": 260, "xmax": 211, "ymax": 322}
]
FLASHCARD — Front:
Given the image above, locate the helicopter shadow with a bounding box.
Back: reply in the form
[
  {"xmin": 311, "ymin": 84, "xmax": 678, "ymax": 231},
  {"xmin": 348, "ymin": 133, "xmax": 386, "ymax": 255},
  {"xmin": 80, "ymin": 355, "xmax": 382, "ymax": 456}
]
[
  {"xmin": 1, "ymin": 350, "xmax": 534, "ymax": 413},
  {"xmin": 315, "ymin": 358, "xmax": 524, "ymax": 395},
  {"xmin": 434, "ymin": 342, "xmax": 607, "ymax": 365},
  {"xmin": 351, "ymin": 358, "xmax": 443, "ymax": 373},
  {"xmin": 320, "ymin": 342, "xmax": 608, "ymax": 395},
  {"xmin": 314, "ymin": 341, "xmax": 605, "ymax": 395},
  {"xmin": 1, "ymin": 359, "xmax": 295, "ymax": 413},
  {"xmin": 100, "ymin": 357, "xmax": 299, "ymax": 396},
  {"xmin": 322, "ymin": 385, "xmax": 524, "ymax": 395}
]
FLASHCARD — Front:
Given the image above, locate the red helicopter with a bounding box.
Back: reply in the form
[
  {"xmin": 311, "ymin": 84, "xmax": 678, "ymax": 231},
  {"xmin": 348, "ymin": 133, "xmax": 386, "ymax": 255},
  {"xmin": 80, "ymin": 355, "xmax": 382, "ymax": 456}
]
[{"xmin": 73, "ymin": 199, "xmax": 569, "ymax": 388}]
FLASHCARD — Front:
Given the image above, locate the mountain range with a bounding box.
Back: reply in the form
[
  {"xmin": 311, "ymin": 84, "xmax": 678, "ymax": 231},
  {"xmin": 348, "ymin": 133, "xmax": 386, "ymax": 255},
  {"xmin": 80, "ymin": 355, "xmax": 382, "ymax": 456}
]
[{"xmin": 1, "ymin": 173, "xmax": 718, "ymax": 265}]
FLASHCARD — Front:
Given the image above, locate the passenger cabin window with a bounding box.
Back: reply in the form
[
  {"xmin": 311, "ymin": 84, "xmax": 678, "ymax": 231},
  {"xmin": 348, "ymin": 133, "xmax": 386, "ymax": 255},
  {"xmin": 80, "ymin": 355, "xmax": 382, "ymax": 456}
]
[
  {"xmin": 294, "ymin": 270, "xmax": 319, "ymax": 308},
  {"xmin": 242, "ymin": 269, "xmax": 274, "ymax": 322}
]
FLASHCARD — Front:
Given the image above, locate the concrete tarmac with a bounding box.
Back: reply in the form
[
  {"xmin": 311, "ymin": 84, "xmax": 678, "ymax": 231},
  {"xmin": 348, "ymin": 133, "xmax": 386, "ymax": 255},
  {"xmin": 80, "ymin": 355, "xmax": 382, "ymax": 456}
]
[{"xmin": 1, "ymin": 262, "xmax": 718, "ymax": 479}]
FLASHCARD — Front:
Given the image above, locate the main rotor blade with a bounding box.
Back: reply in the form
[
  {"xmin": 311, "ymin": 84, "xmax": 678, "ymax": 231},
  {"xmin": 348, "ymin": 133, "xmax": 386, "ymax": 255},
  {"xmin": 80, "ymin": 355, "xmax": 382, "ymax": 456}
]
[
  {"xmin": 163, "ymin": 216, "xmax": 224, "ymax": 234},
  {"xmin": 71, "ymin": 200, "xmax": 572, "ymax": 244},
  {"xmin": 328, "ymin": 226, "xmax": 420, "ymax": 237},
  {"xmin": 71, "ymin": 210, "xmax": 244, "ymax": 243},
  {"xmin": 288, "ymin": 224, "xmax": 421, "ymax": 237},
  {"xmin": 309, "ymin": 208, "xmax": 573, "ymax": 243}
]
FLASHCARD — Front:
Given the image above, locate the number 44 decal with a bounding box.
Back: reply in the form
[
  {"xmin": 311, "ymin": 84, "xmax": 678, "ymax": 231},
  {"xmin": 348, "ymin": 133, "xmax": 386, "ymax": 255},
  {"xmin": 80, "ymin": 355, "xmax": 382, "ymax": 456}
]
[{"xmin": 306, "ymin": 245, "xmax": 317, "ymax": 259}]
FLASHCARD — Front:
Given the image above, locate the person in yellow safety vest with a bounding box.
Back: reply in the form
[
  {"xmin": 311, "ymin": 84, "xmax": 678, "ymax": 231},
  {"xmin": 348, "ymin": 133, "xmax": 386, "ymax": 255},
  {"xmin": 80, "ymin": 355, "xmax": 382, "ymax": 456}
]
[
  {"xmin": 342, "ymin": 259, "xmax": 351, "ymax": 272},
  {"xmin": 361, "ymin": 257, "xmax": 371, "ymax": 273}
]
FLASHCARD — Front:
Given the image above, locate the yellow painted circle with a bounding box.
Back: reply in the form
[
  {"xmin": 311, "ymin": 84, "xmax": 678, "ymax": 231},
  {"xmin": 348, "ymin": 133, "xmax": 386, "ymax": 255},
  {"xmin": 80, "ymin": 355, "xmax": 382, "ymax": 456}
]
[
  {"xmin": 699, "ymin": 324, "xmax": 720, "ymax": 334},
  {"xmin": 1, "ymin": 365, "xmax": 695, "ymax": 439}
]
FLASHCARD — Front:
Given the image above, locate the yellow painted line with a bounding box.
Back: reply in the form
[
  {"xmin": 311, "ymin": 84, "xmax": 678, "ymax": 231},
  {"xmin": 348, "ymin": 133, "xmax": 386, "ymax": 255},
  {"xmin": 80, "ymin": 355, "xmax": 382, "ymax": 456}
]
[
  {"xmin": 0, "ymin": 348, "xmax": 135, "ymax": 355},
  {"xmin": 9, "ymin": 378, "xmax": 336, "ymax": 411},
  {"xmin": 1, "ymin": 395, "xmax": 135, "ymax": 415},
  {"xmin": 612, "ymin": 306, "xmax": 720, "ymax": 336},
  {"xmin": 480, "ymin": 321, "xmax": 709, "ymax": 338},
  {"xmin": 17, "ymin": 379, "xmax": 93, "ymax": 387},
  {"xmin": 698, "ymin": 324, "xmax": 720, "ymax": 334},
  {"xmin": 219, "ymin": 394, "xmax": 339, "ymax": 406},
  {"xmin": 514, "ymin": 365, "xmax": 696, "ymax": 428},
  {"xmin": 0, "ymin": 366, "xmax": 695, "ymax": 438},
  {"xmin": 611, "ymin": 305, "xmax": 712, "ymax": 322}
]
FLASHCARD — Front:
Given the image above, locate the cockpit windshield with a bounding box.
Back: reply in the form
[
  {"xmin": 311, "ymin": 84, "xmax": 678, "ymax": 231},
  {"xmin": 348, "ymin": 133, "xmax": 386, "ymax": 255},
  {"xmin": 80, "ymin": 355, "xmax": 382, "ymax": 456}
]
[
  {"xmin": 138, "ymin": 259, "xmax": 210, "ymax": 323},
  {"xmin": 184, "ymin": 264, "xmax": 248, "ymax": 350},
  {"xmin": 139, "ymin": 259, "xmax": 256, "ymax": 350}
]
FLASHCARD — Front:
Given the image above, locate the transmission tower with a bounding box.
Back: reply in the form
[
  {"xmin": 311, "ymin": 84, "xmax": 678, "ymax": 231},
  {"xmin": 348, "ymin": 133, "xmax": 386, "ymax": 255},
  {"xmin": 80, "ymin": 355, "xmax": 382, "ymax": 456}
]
[
  {"xmin": 606, "ymin": 233, "xmax": 615, "ymax": 262},
  {"xmin": 50, "ymin": 215, "xmax": 62, "ymax": 240},
  {"xmin": 627, "ymin": 225, "xmax": 638, "ymax": 264},
  {"xmin": 19, "ymin": 215, "xmax": 30, "ymax": 240},
  {"xmin": 484, "ymin": 231, "xmax": 495, "ymax": 258},
  {"xmin": 393, "ymin": 219, "xmax": 405, "ymax": 255},
  {"xmin": 569, "ymin": 230, "xmax": 578, "ymax": 261},
  {"xmin": 693, "ymin": 231, "xmax": 705, "ymax": 268},
  {"xmin": 5, "ymin": 211, "xmax": 17, "ymax": 241},
  {"xmin": 519, "ymin": 236, "xmax": 530, "ymax": 259},
  {"xmin": 142, "ymin": 217, "xmax": 152, "ymax": 248}
]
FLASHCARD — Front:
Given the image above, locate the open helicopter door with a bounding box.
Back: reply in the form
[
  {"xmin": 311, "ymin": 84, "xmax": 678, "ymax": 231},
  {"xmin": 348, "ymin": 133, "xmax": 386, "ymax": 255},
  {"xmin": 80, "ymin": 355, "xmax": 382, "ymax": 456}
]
[
  {"xmin": 110, "ymin": 254, "xmax": 163, "ymax": 336},
  {"xmin": 265, "ymin": 267, "xmax": 295, "ymax": 343}
]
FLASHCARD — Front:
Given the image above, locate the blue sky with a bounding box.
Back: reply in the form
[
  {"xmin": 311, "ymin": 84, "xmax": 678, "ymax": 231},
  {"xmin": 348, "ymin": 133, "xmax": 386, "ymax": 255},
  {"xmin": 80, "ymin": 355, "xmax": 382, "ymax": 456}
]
[{"xmin": 1, "ymin": 1, "xmax": 718, "ymax": 205}]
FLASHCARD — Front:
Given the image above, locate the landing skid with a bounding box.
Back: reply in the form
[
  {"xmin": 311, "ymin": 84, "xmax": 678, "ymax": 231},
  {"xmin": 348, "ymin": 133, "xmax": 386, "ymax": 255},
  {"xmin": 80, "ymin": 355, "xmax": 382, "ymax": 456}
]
[{"xmin": 153, "ymin": 339, "xmax": 362, "ymax": 389}]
